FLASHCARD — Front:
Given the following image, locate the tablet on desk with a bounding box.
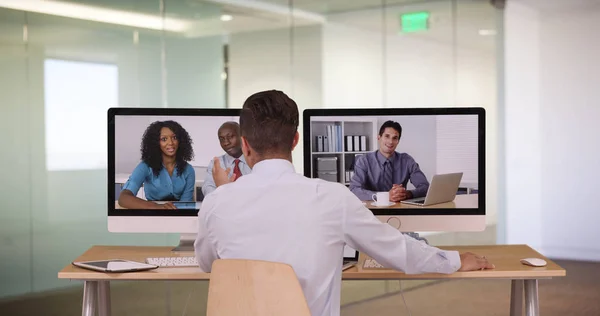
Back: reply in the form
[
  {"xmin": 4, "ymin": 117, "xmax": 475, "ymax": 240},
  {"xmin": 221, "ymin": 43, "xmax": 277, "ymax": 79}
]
[
  {"xmin": 172, "ymin": 201, "xmax": 198, "ymax": 209},
  {"xmin": 72, "ymin": 259, "xmax": 158, "ymax": 273}
]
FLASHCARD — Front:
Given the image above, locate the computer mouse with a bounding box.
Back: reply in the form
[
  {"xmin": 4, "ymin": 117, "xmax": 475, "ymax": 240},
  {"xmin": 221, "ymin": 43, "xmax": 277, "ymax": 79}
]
[{"xmin": 520, "ymin": 258, "xmax": 547, "ymax": 267}]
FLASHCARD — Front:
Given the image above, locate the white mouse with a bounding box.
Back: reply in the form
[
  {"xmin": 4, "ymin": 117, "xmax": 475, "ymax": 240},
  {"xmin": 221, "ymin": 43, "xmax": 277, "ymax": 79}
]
[{"xmin": 520, "ymin": 258, "xmax": 547, "ymax": 267}]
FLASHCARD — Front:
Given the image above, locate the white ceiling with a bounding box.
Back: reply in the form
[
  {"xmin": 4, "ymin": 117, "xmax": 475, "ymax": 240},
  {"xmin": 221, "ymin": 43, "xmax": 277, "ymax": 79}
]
[
  {"xmin": 323, "ymin": 0, "xmax": 498, "ymax": 52},
  {"xmin": 0, "ymin": 0, "xmax": 500, "ymax": 53}
]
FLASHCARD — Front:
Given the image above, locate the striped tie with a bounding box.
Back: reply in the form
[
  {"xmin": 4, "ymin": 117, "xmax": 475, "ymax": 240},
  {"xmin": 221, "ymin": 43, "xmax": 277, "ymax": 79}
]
[{"xmin": 381, "ymin": 160, "xmax": 393, "ymax": 191}]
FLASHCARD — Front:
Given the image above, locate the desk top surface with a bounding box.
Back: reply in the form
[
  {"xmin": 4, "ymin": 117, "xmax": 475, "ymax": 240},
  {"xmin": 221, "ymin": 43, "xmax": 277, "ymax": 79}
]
[
  {"xmin": 58, "ymin": 244, "xmax": 565, "ymax": 281},
  {"xmin": 365, "ymin": 194, "xmax": 478, "ymax": 209}
]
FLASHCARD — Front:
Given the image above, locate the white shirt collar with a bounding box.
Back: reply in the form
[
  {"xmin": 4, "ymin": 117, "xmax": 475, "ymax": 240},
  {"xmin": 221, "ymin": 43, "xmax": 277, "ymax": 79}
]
[{"xmin": 250, "ymin": 159, "xmax": 295, "ymax": 175}]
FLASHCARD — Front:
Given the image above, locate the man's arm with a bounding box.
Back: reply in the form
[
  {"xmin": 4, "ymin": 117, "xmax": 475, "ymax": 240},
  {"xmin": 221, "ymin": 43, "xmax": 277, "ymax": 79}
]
[
  {"xmin": 341, "ymin": 189, "xmax": 460, "ymax": 274},
  {"xmin": 349, "ymin": 156, "xmax": 377, "ymax": 201},
  {"xmin": 119, "ymin": 163, "xmax": 168, "ymax": 209},
  {"xmin": 406, "ymin": 156, "xmax": 429, "ymax": 199},
  {"xmin": 194, "ymin": 196, "xmax": 219, "ymax": 272},
  {"xmin": 201, "ymin": 158, "xmax": 216, "ymax": 197}
]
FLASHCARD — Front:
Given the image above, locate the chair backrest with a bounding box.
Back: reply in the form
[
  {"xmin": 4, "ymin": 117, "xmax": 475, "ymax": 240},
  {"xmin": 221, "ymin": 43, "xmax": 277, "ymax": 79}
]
[{"xmin": 207, "ymin": 259, "xmax": 311, "ymax": 316}]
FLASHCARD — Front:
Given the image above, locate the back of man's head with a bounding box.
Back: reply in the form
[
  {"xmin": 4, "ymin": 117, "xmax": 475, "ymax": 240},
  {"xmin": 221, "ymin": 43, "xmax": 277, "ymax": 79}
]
[{"xmin": 239, "ymin": 90, "xmax": 299, "ymax": 156}]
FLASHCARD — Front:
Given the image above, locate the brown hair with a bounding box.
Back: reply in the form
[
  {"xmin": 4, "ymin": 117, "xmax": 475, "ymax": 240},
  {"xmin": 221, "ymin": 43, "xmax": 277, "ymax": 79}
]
[{"xmin": 239, "ymin": 90, "xmax": 299, "ymax": 155}]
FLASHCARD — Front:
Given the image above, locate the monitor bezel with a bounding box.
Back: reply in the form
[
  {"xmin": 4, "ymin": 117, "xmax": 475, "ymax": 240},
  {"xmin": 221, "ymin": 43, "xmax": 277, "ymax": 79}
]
[
  {"xmin": 108, "ymin": 107, "xmax": 241, "ymax": 217},
  {"xmin": 302, "ymin": 107, "xmax": 486, "ymax": 216}
]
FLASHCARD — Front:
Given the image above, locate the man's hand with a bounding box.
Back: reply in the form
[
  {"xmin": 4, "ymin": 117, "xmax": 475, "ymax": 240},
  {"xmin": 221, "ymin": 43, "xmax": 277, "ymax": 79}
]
[
  {"xmin": 161, "ymin": 202, "xmax": 177, "ymax": 210},
  {"xmin": 389, "ymin": 184, "xmax": 412, "ymax": 202},
  {"xmin": 212, "ymin": 157, "xmax": 238, "ymax": 188},
  {"xmin": 458, "ymin": 252, "xmax": 495, "ymax": 271},
  {"xmin": 389, "ymin": 186, "xmax": 402, "ymax": 202},
  {"xmin": 151, "ymin": 202, "xmax": 177, "ymax": 210}
]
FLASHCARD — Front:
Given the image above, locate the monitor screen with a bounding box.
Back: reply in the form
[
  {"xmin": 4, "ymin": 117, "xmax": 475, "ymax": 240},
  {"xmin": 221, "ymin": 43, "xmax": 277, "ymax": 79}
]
[
  {"xmin": 108, "ymin": 108, "xmax": 241, "ymax": 217},
  {"xmin": 303, "ymin": 108, "xmax": 485, "ymax": 216}
]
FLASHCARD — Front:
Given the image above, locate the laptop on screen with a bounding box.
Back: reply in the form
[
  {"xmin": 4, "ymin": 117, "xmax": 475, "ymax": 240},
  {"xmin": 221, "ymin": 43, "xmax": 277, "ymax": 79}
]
[{"xmin": 401, "ymin": 172, "xmax": 463, "ymax": 206}]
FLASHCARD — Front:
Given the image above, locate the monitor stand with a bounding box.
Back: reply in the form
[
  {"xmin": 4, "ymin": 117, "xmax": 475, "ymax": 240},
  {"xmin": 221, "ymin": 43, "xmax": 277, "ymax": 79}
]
[{"xmin": 172, "ymin": 233, "xmax": 196, "ymax": 252}]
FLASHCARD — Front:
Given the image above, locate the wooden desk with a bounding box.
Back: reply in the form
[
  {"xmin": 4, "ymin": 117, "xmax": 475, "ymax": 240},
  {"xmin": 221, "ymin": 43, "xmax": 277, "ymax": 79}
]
[
  {"xmin": 59, "ymin": 244, "xmax": 565, "ymax": 316},
  {"xmin": 365, "ymin": 193, "xmax": 478, "ymax": 209}
]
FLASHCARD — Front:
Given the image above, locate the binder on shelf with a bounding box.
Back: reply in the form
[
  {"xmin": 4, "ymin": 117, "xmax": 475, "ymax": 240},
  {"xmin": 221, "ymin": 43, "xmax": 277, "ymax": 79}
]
[
  {"xmin": 327, "ymin": 125, "xmax": 334, "ymax": 152},
  {"xmin": 345, "ymin": 135, "xmax": 353, "ymax": 152},
  {"xmin": 316, "ymin": 136, "xmax": 323, "ymax": 152},
  {"xmin": 323, "ymin": 135, "xmax": 329, "ymax": 152},
  {"xmin": 353, "ymin": 136, "xmax": 360, "ymax": 152},
  {"xmin": 360, "ymin": 135, "xmax": 367, "ymax": 151},
  {"xmin": 337, "ymin": 125, "xmax": 342, "ymax": 152},
  {"xmin": 333, "ymin": 125, "xmax": 338, "ymax": 152}
]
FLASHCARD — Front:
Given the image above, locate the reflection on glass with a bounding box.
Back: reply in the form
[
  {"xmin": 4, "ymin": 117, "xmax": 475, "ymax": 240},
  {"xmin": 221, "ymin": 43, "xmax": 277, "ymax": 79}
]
[{"xmin": 44, "ymin": 59, "xmax": 118, "ymax": 171}]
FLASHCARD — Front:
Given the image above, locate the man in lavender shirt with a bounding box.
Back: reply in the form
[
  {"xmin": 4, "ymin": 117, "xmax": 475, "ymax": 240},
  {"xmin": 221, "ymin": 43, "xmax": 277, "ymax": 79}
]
[{"xmin": 349, "ymin": 120, "xmax": 430, "ymax": 241}]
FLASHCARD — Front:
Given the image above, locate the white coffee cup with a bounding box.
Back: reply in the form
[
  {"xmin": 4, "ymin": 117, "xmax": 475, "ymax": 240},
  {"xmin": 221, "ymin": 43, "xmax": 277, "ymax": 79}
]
[{"xmin": 371, "ymin": 192, "xmax": 390, "ymax": 206}]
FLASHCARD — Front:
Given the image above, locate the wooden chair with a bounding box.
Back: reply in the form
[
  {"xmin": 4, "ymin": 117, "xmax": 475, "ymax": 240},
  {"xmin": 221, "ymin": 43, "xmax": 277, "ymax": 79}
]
[{"xmin": 207, "ymin": 259, "xmax": 311, "ymax": 316}]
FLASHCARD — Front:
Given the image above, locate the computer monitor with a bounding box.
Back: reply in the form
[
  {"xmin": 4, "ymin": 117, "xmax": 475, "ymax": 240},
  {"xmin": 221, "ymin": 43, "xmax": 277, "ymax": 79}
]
[
  {"xmin": 108, "ymin": 108, "xmax": 241, "ymax": 250},
  {"xmin": 303, "ymin": 107, "xmax": 485, "ymax": 232}
]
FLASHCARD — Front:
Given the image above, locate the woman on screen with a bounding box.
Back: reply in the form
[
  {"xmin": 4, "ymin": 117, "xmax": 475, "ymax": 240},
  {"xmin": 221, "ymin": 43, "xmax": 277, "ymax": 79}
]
[{"xmin": 118, "ymin": 120, "xmax": 195, "ymax": 209}]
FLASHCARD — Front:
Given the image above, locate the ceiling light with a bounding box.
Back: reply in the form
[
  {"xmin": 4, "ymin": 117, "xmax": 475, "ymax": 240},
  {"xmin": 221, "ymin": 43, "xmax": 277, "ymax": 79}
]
[
  {"xmin": 478, "ymin": 29, "xmax": 497, "ymax": 36},
  {"xmin": 220, "ymin": 14, "xmax": 233, "ymax": 22},
  {"xmin": 207, "ymin": 0, "xmax": 325, "ymax": 23},
  {"xmin": 0, "ymin": 0, "xmax": 189, "ymax": 32}
]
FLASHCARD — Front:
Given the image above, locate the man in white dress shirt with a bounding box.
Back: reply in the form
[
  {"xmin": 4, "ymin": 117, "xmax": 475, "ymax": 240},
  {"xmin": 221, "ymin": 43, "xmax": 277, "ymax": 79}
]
[
  {"xmin": 194, "ymin": 90, "xmax": 494, "ymax": 316},
  {"xmin": 201, "ymin": 121, "xmax": 251, "ymax": 198}
]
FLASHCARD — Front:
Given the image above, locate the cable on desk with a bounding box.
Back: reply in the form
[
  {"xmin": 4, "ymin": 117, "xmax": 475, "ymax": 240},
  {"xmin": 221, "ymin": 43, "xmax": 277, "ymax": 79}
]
[
  {"xmin": 181, "ymin": 282, "xmax": 199, "ymax": 316},
  {"xmin": 399, "ymin": 281, "xmax": 412, "ymax": 316}
]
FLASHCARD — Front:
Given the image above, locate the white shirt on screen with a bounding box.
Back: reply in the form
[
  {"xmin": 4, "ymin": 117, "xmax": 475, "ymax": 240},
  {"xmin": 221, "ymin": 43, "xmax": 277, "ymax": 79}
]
[{"xmin": 194, "ymin": 159, "xmax": 461, "ymax": 316}]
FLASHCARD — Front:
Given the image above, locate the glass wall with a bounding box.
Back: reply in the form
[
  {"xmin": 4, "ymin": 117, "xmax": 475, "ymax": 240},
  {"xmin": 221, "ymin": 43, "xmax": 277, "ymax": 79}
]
[{"xmin": 0, "ymin": 0, "xmax": 502, "ymax": 310}]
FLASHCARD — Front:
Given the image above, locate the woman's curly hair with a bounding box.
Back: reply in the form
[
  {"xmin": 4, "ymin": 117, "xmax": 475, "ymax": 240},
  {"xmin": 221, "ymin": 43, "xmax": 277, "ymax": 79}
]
[{"xmin": 140, "ymin": 120, "xmax": 194, "ymax": 177}]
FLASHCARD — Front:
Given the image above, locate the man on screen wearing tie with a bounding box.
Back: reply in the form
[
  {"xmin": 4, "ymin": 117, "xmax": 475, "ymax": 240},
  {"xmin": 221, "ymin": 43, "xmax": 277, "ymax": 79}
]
[
  {"xmin": 202, "ymin": 122, "xmax": 251, "ymax": 197},
  {"xmin": 349, "ymin": 120, "xmax": 430, "ymax": 202}
]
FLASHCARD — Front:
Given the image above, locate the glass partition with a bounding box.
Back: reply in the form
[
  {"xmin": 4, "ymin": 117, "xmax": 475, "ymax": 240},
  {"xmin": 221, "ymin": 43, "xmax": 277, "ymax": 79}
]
[{"xmin": 0, "ymin": 0, "xmax": 502, "ymax": 312}]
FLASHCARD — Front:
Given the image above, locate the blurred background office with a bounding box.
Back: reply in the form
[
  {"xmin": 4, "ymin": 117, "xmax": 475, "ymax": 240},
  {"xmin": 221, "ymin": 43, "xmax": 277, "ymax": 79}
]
[{"xmin": 1, "ymin": 0, "xmax": 599, "ymax": 315}]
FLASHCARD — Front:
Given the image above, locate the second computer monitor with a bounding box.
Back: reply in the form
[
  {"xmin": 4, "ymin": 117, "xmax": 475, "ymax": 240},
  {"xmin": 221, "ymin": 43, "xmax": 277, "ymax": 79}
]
[
  {"xmin": 303, "ymin": 108, "xmax": 486, "ymax": 232},
  {"xmin": 108, "ymin": 108, "xmax": 242, "ymax": 236}
]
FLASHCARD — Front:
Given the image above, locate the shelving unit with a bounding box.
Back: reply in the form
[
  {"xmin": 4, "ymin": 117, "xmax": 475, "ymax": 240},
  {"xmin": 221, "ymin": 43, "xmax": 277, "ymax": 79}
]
[{"xmin": 309, "ymin": 117, "xmax": 379, "ymax": 186}]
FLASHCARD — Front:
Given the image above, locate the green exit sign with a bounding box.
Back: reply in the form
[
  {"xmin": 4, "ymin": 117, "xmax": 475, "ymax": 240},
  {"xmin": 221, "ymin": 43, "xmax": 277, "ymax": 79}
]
[{"xmin": 400, "ymin": 11, "xmax": 430, "ymax": 33}]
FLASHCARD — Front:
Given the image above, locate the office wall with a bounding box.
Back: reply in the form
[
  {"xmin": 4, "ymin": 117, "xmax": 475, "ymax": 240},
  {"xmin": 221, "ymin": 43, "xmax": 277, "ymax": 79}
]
[
  {"xmin": 503, "ymin": 1, "xmax": 542, "ymax": 250},
  {"xmin": 322, "ymin": 23, "xmax": 384, "ymax": 108},
  {"xmin": 538, "ymin": 6, "xmax": 600, "ymax": 260},
  {"xmin": 504, "ymin": 1, "xmax": 600, "ymax": 260},
  {"xmin": 0, "ymin": 37, "xmax": 32, "ymax": 296},
  {"xmin": 228, "ymin": 25, "xmax": 323, "ymax": 174},
  {"xmin": 0, "ymin": 7, "xmax": 225, "ymax": 298}
]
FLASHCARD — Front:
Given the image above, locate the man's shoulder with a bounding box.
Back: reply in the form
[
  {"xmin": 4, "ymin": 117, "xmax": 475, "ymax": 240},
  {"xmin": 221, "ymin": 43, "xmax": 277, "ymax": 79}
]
[
  {"xmin": 207, "ymin": 155, "xmax": 227, "ymax": 164},
  {"xmin": 133, "ymin": 161, "xmax": 152, "ymax": 174},
  {"xmin": 182, "ymin": 162, "xmax": 195, "ymax": 174},
  {"xmin": 363, "ymin": 151, "xmax": 378, "ymax": 158},
  {"xmin": 310, "ymin": 176, "xmax": 354, "ymax": 195},
  {"xmin": 207, "ymin": 172, "xmax": 253, "ymax": 197},
  {"xmin": 396, "ymin": 152, "xmax": 416, "ymax": 162},
  {"xmin": 135, "ymin": 161, "xmax": 150, "ymax": 168},
  {"xmin": 355, "ymin": 151, "xmax": 377, "ymax": 164}
]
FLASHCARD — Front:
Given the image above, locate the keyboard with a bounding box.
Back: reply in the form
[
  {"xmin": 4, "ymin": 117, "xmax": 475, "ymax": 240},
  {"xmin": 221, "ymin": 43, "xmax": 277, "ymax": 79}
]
[
  {"xmin": 146, "ymin": 256, "xmax": 198, "ymax": 267},
  {"xmin": 363, "ymin": 258, "xmax": 385, "ymax": 269}
]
